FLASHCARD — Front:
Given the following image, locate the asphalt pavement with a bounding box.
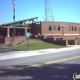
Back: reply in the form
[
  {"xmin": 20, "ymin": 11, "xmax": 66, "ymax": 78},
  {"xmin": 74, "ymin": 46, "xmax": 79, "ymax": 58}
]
[
  {"xmin": 0, "ymin": 47, "xmax": 21, "ymax": 53},
  {"xmin": 0, "ymin": 45, "xmax": 80, "ymax": 80},
  {"xmin": 0, "ymin": 55, "xmax": 80, "ymax": 80},
  {"xmin": 0, "ymin": 45, "xmax": 80, "ymax": 61},
  {"xmin": 0, "ymin": 49, "xmax": 80, "ymax": 67}
]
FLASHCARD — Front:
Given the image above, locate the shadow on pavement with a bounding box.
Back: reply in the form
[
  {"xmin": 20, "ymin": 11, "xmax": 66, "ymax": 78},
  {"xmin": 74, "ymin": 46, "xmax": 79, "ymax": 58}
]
[{"xmin": 0, "ymin": 63, "xmax": 80, "ymax": 80}]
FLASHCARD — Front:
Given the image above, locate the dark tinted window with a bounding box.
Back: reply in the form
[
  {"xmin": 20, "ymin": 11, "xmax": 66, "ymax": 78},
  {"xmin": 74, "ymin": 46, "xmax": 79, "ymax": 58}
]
[
  {"xmin": 49, "ymin": 26, "xmax": 52, "ymax": 31},
  {"xmin": 72, "ymin": 26, "xmax": 74, "ymax": 31},
  {"xmin": 58, "ymin": 26, "xmax": 60, "ymax": 31},
  {"xmin": 75, "ymin": 26, "xmax": 76, "ymax": 31}
]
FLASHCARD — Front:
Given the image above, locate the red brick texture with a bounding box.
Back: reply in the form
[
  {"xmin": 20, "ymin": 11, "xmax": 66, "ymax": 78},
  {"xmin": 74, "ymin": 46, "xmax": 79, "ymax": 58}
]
[
  {"xmin": 5, "ymin": 36, "xmax": 26, "ymax": 44},
  {"xmin": 40, "ymin": 22, "xmax": 80, "ymax": 35},
  {"xmin": 33, "ymin": 35, "xmax": 77, "ymax": 46},
  {"xmin": 31, "ymin": 22, "xmax": 80, "ymax": 46},
  {"xmin": 0, "ymin": 21, "xmax": 80, "ymax": 45}
]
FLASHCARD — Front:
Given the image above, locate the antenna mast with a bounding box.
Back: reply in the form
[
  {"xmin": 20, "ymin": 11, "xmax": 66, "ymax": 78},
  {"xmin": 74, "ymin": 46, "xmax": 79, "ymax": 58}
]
[{"xmin": 45, "ymin": 0, "xmax": 54, "ymax": 21}]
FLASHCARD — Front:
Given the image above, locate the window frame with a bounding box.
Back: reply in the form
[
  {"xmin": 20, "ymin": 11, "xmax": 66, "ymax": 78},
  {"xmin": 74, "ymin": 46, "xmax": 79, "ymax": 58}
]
[
  {"xmin": 72, "ymin": 26, "xmax": 74, "ymax": 31},
  {"xmin": 68, "ymin": 26, "xmax": 71, "ymax": 31},
  {"xmin": 58, "ymin": 26, "xmax": 60, "ymax": 31},
  {"xmin": 53, "ymin": 25, "xmax": 56, "ymax": 31},
  {"xmin": 48, "ymin": 26, "xmax": 52, "ymax": 31},
  {"xmin": 75, "ymin": 26, "xmax": 76, "ymax": 31}
]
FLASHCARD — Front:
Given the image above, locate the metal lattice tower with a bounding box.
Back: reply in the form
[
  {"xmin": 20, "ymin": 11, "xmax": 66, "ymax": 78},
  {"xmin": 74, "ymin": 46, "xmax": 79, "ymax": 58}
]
[{"xmin": 45, "ymin": 0, "xmax": 54, "ymax": 21}]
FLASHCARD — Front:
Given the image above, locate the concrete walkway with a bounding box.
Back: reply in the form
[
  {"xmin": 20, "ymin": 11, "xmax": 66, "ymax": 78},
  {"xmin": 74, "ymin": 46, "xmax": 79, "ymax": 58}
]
[{"xmin": 0, "ymin": 45, "xmax": 80, "ymax": 61}]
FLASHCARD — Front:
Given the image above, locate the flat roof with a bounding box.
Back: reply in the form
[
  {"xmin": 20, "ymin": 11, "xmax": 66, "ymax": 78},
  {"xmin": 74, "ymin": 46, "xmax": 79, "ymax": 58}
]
[{"xmin": 40, "ymin": 21, "xmax": 80, "ymax": 24}]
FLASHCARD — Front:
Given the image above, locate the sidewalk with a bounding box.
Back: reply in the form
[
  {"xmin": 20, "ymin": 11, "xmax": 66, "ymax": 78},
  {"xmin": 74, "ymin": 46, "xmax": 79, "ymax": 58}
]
[{"xmin": 0, "ymin": 45, "xmax": 80, "ymax": 61}]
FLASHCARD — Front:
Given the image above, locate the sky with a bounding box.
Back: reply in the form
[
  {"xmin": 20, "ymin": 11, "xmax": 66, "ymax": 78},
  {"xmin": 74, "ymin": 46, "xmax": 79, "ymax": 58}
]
[{"xmin": 0, "ymin": 0, "xmax": 80, "ymax": 24}]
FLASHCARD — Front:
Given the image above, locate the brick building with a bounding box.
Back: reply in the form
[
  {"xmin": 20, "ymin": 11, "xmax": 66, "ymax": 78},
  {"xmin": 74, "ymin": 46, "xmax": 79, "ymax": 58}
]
[
  {"xmin": 31, "ymin": 21, "xmax": 80, "ymax": 46},
  {"xmin": 0, "ymin": 17, "xmax": 38, "ymax": 44},
  {"xmin": 0, "ymin": 17, "xmax": 80, "ymax": 46}
]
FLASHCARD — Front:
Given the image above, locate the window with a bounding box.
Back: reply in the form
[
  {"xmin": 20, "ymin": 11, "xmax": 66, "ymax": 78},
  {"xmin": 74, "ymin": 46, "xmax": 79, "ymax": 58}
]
[
  {"xmin": 58, "ymin": 26, "xmax": 60, "ymax": 31},
  {"xmin": 72, "ymin": 26, "xmax": 74, "ymax": 31},
  {"xmin": 68, "ymin": 26, "xmax": 71, "ymax": 31},
  {"xmin": 75, "ymin": 26, "xmax": 76, "ymax": 31},
  {"xmin": 53, "ymin": 26, "xmax": 56, "ymax": 30},
  {"xmin": 48, "ymin": 26, "xmax": 52, "ymax": 31}
]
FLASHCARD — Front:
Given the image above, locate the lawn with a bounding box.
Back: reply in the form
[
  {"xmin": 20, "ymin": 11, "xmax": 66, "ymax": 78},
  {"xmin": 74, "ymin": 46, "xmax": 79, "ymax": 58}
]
[
  {"xmin": 13, "ymin": 41, "xmax": 66, "ymax": 51},
  {"xmin": 77, "ymin": 38, "xmax": 80, "ymax": 45}
]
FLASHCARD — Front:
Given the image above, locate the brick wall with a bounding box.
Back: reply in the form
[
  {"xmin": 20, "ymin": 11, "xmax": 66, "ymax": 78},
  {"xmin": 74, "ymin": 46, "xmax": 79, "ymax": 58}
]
[
  {"xmin": 37, "ymin": 36, "xmax": 77, "ymax": 46},
  {"xmin": 5, "ymin": 36, "xmax": 26, "ymax": 44},
  {"xmin": 41, "ymin": 22, "xmax": 80, "ymax": 35},
  {"xmin": 31, "ymin": 23, "xmax": 38, "ymax": 35}
]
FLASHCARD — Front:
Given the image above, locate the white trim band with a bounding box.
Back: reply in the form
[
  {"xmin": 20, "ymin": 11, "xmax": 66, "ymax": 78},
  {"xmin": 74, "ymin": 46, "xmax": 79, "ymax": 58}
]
[{"xmin": 42, "ymin": 34, "xmax": 79, "ymax": 36}]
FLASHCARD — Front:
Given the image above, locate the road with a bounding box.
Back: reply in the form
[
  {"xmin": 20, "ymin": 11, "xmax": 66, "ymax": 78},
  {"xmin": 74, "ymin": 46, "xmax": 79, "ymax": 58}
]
[
  {"xmin": 0, "ymin": 49, "xmax": 80, "ymax": 80},
  {"xmin": 0, "ymin": 47, "xmax": 21, "ymax": 53}
]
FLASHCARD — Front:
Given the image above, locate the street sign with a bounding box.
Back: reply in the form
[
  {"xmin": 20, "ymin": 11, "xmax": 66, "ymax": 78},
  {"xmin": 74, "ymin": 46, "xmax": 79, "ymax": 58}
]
[
  {"xmin": 26, "ymin": 32, "xmax": 30, "ymax": 38},
  {"xmin": 26, "ymin": 32, "xmax": 30, "ymax": 50}
]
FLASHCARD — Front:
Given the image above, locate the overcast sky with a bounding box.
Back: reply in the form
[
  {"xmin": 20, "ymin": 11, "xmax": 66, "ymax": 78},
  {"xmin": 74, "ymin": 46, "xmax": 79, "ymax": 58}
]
[{"xmin": 0, "ymin": 0, "xmax": 80, "ymax": 24}]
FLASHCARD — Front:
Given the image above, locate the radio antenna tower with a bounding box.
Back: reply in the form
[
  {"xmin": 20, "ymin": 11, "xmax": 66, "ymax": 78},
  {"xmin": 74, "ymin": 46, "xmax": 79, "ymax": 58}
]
[{"xmin": 45, "ymin": 0, "xmax": 54, "ymax": 21}]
